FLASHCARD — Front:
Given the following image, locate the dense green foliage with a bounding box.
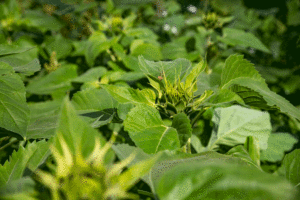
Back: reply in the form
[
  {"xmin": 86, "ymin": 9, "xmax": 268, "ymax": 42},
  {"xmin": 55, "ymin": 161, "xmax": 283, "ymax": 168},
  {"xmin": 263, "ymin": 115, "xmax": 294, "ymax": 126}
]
[{"xmin": 0, "ymin": 0, "xmax": 300, "ymax": 199}]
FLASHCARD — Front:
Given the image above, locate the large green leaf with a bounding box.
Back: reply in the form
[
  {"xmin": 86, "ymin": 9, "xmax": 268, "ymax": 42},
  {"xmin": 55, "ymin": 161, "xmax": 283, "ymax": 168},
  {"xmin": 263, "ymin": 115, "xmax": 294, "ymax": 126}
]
[
  {"xmin": 112, "ymin": 43, "xmax": 141, "ymax": 72},
  {"xmin": 162, "ymin": 42, "xmax": 187, "ymax": 60},
  {"xmin": 0, "ymin": 62, "xmax": 30, "ymax": 138},
  {"xmin": 26, "ymin": 64, "xmax": 77, "ymax": 95},
  {"xmin": 261, "ymin": 133, "xmax": 298, "ymax": 162},
  {"xmin": 171, "ymin": 113, "xmax": 192, "ymax": 147},
  {"xmin": 0, "ymin": 140, "xmax": 50, "ymax": 187},
  {"xmin": 138, "ymin": 56, "xmax": 193, "ymax": 86},
  {"xmin": 53, "ymin": 97, "xmax": 114, "ymax": 162},
  {"xmin": 226, "ymin": 145, "xmax": 260, "ymax": 169},
  {"xmin": 101, "ymin": 84, "xmax": 156, "ymax": 107},
  {"xmin": 227, "ymin": 78, "xmax": 300, "ymax": 121},
  {"xmin": 218, "ymin": 28, "xmax": 271, "ymax": 53},
  {"xmin": 26, "ymin": 100, "xmax": 62, "ymax": 139},
  {"xmin": 220, "ymin": 55, "xmax": 300, "ymax": 121},
  {"xmin": 72, "ymin": 66, "xmax": 107, "ymax": 83},
  {"xmin": 207, "ymin": 105, "xmax": 271, "ymax": 150},
  {"xmin": 123, "ymin": 104, "xmax": 180, "ymax": 154},
  {"xmin": 0, "ymin": 177, "xmax": 36, "ymax": 200},
  {"xmin": 0, "ymin": 44, "xmax": 40, "ymax": 76},
  {"xmin": 24, "ymin": 10, "xmax": 63, "ymax": 32},
  {"xmin": 72, "ymin": 88, "xmax": 133, "ymax": 127},
  {"xmin": 85, "ymin": 32, "xmax": 119, "ymax": 67},
  {"xmin": 0, "ymin": 45, "xmax": 35, "ymax": 57},
  {"xmin": 13, "ymin": 58, "xmax": 41, "ymax": 76},
  {"xmin": 44, "ymin": 35, "xmax": 73, "ymax": 60},
  {"xmin": 0, "ymin": 45, "xmax": 38, "ymax": 69},
  {"xmin": 156, "ymin": 160, "xmax": 297, "ymax": 200},
  {"xmin": 130, "ymin": 39, "xmax": 162, "ymax": 61},
  {"xmin": 112, "ymin": 143, "xmax": 264, "ymax": 194},
  {"xmin": 220, "ymin": 54, "xmax": 266, "ymax": 88},
  {"xmin": 282, "ymin": 149, "xmax": 300, "ymax": 187}
]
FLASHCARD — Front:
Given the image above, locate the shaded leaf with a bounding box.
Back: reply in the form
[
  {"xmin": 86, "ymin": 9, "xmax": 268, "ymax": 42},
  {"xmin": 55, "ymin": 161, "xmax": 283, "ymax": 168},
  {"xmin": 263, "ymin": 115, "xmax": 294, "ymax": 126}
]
[{"xmin": 171, "ymin": 113, "xmax": 192, "ymax": 147}]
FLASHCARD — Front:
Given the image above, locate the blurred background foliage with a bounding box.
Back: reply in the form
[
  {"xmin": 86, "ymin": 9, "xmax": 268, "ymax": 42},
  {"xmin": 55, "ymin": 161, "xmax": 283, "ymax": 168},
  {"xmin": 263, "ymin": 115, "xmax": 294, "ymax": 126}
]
[{"xmin": 0, "ymin": 0, "xmax": 300, "ymax": 193}]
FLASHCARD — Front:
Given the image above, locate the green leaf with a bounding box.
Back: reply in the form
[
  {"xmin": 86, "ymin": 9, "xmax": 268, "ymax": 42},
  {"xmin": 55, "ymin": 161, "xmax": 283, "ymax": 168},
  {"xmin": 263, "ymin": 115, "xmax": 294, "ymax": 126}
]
[
  {"xmin": 228, "ymin": 84, "xmax": 273, "ymax": 110},
  {"xmin": 282, "ymin": 149, "xmax": 300, "ymax": 187},
  {"xmin": 218, "ymin": 28, "xmax": 271, "ymax": 53},
  {"xmin": 0, "ymin": 45, "xmax": 35, "ymax": 57},
  {"xmin": 220, "ymin": 54, "xmax": 266, "ymax": 89},
  {"xmin": 118, "ymin": 152, "xmax": 160, "ymax": 191},
  {"xmin": 207, "ymin": 105, "xmax": 271, "ymax": 150},
  {"xmin": 24, "ymin": 10, "xmax": 63, "ymax": 32},
  {"xmin": 123, "ymin": 104, "xmax": 180, "ymax": 154},
  {"xmin": 226, "ymin": 145, "xmax": 260, "ymax": 169},
  {"xmin": 0, "ymin": 45, "xmax": 38, "ymax": 70},
  {"xmin": 112, "ymin": 43, "xmax": 141, "ymax": 72},
  {"xmin": 190, "ymin": 134, "xmax": 206, "ymax": 153},
  {"xmin": 210, "ymin": 0, "xmax": 244, "ymax": 14},
  {"xmin": 72, "ymin": 88, "xmax": 131, "ymax": 127},
  {"xmin": 44, "ymin": 35, "xmax": 72, "ymax": 60},
  {"xmin": 26, "ymin": 100, "xmax": 62, "ymax": 139},
  {"xmin": 204, "ymin": 88, "xmax": 245, "ymax": 107},
  {"xmin": 85, "ymin": 32, "xmax": 119, "ymax": 67},
  {"xmin": 130, "ymin": 40, "xmax": 162, "ymax": 61},
  {"xmin": 0, "ymin": 62, "xmax": 30, "ymax": 138},
  {"xmin": 171, "ymin": 113, "xmax": 192, "ymax": 147},
  {"xmin": 26, "ymin": 64, "xmax": 77, "ymax": 95},
  {"xmin": 162, "ymin": 43, "xmax": 187, "ymax": 60},
  {"xmin": 101, "ymin": 84, "xmax": 156, "ymax": 107},
  {"xmin": 112, "ymin": 144, "xmax": 153, "ymax": 186},
  {"xmin": 220, "ymin": 55, "xmax": 300, "ymax": 121},
  {"xmin": 53, "ymin": 97, "xmax": 114, "ymax": 162},
  {"xmin": 0, "ymin": 177, "xmax": 36, "ymax": 199},
  {"xmin": 12, "ymin": 58, "xmax": 41, "ymax": 76},
  {"xmin": 185, "ymin": 60, "xmax": 206, "ymax": 88},
  {"xmin": 0, "ymin": 140, "xmax": 50, "ymax": 187},
  {"xmin": 72, "ymin": 67, "xmax": 107, "ymax": 83},
  {"xmin": 150, "ymin": 151, "xmax": 261, "ymax": 194},
  {"xmin": 138, "ymin": 56, "xmax": 193, "ymax": 86},
  {"xmin": 228, "ymin": 78, "xmax": 300, "ymax": 121},
  {"xmin": 156, "ymin": 160, "xmax": 297, "ymax": 200},
  {"xmin": 261, "ymin": 133, "xmax": 298, "ymax": 162},
  {"xmin": 125, "ymin": 27, "xmax": 158, "ymax": 41},
  {"xmin": 113, "ymin": 0, "xmax": 155, "ymax": 7},
  {"xmin": 287, "ymin": 0, "xmax": 300, "ymax": 26}
]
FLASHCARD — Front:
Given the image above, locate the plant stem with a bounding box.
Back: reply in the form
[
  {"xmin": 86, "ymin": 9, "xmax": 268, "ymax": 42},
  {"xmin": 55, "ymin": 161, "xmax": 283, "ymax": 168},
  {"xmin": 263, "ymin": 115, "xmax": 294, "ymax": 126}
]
[
  {"xmin": 0, "ymin": 139, "xmax": 18, "ymax": 151},
  {"xmin": 0, "ymin": 136, "xmax": 10, "ymax": 145},
  {"xmin": 137, "ymin": 190, "xmax": 155, "ymax": 198},
  {"xmin": 191, "ymin": 109, "xmax": 206, "ymax": 127},
  {"xmin": 187, "ymin": 138, "xmax": 191, "ymax": 154}
]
